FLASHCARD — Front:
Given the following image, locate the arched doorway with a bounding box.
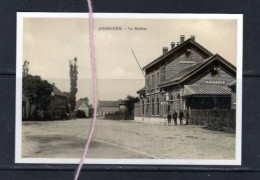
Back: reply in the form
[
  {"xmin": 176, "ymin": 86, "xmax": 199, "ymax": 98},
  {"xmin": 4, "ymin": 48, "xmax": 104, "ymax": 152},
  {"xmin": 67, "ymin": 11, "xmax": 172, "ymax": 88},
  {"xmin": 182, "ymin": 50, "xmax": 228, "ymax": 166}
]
[
  {"xmin": 157, "ymin": 96, "xmax": 160, "ymax": 115},
  {"xmin": 142, "ymin": 100, "xmax": 144, "ymax": 115},
  {"xmin": 146, "ymin": 97, "xmax": 150, "ymax": 116}
]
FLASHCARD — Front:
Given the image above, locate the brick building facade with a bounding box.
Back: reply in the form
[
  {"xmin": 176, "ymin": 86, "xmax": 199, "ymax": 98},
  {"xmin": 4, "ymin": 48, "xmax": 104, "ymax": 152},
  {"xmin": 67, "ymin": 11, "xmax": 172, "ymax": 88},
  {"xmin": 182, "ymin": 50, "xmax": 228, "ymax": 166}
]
[{"xmin": 134, "ymin": 35, "xmax": 236, "ymax": 118}]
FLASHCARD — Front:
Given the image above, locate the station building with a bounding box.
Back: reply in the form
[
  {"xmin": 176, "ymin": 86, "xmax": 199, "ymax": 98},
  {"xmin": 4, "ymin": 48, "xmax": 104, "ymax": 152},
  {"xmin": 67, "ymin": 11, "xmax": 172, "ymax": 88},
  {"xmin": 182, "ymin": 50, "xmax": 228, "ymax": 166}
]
[{"xmin": 134, "ymin": 35, "xmax": 236, "ymax": 119}]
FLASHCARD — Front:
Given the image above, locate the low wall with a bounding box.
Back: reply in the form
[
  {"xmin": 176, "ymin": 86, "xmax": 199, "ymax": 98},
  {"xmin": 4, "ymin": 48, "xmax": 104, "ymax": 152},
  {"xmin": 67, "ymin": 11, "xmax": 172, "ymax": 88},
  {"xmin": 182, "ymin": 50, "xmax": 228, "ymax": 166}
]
[
  {"xmin": 105, "ymin": 112, "xmax": 125, "ymax": 120},
  {"xmin": 189, "ymin": 109, "xmax": 236, "ymax": 132},
  {"xmin": 104, "ymin": 111, "xmax": 134, "ymax": 120}
]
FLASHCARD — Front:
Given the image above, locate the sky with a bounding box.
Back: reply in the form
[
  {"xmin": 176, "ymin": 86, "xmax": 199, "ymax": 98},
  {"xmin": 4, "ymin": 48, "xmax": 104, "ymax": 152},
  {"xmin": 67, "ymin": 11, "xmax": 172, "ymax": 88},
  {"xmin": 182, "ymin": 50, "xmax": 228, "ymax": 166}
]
[{"xmin": 23, "ymin": 17, "xmax": 237, "ymax": 104}]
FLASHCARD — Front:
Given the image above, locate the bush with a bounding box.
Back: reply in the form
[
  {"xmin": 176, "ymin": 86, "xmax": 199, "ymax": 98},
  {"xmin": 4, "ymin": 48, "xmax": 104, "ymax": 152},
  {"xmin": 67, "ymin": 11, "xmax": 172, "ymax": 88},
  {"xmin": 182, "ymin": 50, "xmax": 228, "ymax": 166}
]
[{"xmin": 76, "ymin": 110, "xmax": 87, "ymax": 118}]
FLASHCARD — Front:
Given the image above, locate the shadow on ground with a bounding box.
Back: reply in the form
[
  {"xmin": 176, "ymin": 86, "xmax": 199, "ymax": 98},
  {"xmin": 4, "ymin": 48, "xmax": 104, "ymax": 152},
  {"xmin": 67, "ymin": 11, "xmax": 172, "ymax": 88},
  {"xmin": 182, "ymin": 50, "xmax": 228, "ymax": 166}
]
[{"xmin": 24, "ymin": 134, "xmax": 151, "ymax": 159}]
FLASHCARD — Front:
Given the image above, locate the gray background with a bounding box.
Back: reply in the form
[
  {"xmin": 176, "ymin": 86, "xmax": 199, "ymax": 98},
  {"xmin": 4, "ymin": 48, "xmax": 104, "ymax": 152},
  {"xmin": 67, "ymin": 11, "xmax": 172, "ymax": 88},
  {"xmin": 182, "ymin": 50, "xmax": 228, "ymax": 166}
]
[{"xmin": 0, "ymin": 0, "xmax": 260, "ymax": 179}]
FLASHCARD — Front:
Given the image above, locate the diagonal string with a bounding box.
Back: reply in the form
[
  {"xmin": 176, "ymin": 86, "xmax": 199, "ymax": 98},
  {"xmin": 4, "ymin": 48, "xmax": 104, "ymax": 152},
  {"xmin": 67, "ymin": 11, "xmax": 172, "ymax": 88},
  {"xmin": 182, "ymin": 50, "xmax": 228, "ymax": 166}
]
[{"xmin": 74, "ymin": 0, "xmax": 97, "ymax": 179}]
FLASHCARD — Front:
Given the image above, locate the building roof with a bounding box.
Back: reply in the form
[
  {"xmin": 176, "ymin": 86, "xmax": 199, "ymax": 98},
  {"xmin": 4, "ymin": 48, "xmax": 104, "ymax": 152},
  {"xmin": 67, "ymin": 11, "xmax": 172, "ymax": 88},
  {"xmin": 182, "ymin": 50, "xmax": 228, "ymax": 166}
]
[
  {"xmin": 166, "ymin": 60, "xmax": 208, "ymax": 82},
  {"xmin": 98, "ymin": 101, "xmax": 120, "ymax": 107},
  {"xmin": 52, "ymin": 84, "xmax": 67, "ymax": 97},
  {"xmin": 137, "ymin": 86, "xmax": 146, "ymax": 94},
  {"xmin": 228, "ymin": 80, "xmax": 236, "ymax": 87},
  {"xmin": 183, "ymin": 84, "xmax": 231, "ymax": 97},
  {"xmin": 160, "ymin": 54, "xmax": 236, "ymax": 88},
  {"xmin": 75, "ymin": 99, "xmax": 90, "ymax": 110},
  {"xmin": 142, "ymin": 38, "xmax": 214, "ymax": 71}
]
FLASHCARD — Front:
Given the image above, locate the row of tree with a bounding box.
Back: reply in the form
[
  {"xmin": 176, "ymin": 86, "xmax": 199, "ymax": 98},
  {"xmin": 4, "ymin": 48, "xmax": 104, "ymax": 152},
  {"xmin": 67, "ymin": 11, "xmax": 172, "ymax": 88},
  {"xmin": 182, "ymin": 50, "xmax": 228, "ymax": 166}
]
[{"xmin": 22, "ymin": 57, "xmax": 79, "ymax": 120}]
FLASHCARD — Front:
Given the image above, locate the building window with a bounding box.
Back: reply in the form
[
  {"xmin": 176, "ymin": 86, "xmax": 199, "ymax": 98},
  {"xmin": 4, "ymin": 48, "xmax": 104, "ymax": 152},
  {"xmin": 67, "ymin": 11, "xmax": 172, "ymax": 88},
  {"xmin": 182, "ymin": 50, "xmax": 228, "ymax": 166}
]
[
  {"xmin": 152, "ymin": 97, "xmax": 155, "ymax": 115},
  {"xmin": 211, "ymin": 67, "xmax": 219, "ymax": 78},
  {"xmin": 146, "ymin": 97, "xmax": 150, "ymax": 115},
  {"xmin": 152, "ymin": 74, "xmax": 155, "ymax": 89},
  {"xmin": 142, "ymin": 100, "xmax": 144, "ymax": 115},
  {"xmin": 177, "ymin": 92, "xmax": 180, "ymax": 99},
  {"xmin": 185, "ymin": 49, "xmax": 191, "ymax": 57},
  {"xmin": 147, "ymin": 75, "xmax": 150, "ymax": 89},
  {"xmin": 170, "ymin": 93, "xmax": 173, "ymax": 101},
  {"xmin": 157, "ymin": 72, "xmax": 160, "ymax": 86},
  {"xmin": 157, "ymin": 96, "xmax": 160, "ymax": 115}
]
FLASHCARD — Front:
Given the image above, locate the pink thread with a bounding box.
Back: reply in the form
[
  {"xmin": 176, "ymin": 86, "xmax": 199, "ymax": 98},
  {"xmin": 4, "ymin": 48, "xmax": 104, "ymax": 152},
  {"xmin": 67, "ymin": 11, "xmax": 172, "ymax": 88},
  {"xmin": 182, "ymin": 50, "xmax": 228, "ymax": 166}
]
[{"xmin": 74, "ymin": 0, "xmax": 98, "ymax": 179}]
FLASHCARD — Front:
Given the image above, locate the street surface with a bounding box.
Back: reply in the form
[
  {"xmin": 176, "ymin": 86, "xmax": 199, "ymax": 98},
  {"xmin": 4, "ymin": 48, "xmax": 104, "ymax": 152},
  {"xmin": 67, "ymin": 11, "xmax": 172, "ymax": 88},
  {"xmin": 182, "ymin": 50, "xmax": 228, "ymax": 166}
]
[{"xmin": 22, "ymin": 119, "xmax": 235, "ymax": 159}]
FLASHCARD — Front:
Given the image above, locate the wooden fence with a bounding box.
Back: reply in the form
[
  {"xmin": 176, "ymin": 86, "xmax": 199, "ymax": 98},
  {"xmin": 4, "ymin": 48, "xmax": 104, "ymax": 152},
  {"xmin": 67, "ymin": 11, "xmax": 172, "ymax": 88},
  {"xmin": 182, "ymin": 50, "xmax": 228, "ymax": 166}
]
[{"xmin": 189, "ymin": 109, "xmax": 236, "ymax": 132}]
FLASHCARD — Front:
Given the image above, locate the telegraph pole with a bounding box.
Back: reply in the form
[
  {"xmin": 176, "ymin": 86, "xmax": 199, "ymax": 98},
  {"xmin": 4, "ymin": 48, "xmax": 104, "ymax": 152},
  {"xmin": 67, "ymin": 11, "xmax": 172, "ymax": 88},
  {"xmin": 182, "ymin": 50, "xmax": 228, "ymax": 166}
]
[{"xmin": 131, "ymin": 49, "xmax": 152, "ymax": 120}]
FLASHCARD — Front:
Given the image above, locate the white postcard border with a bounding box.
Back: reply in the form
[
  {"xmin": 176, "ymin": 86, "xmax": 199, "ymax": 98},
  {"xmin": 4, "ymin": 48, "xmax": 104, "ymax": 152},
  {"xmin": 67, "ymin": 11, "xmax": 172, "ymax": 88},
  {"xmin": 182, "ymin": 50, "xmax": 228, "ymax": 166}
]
[{"xmin": 16, "ymin": 12, "xmax": 243, "ymax": 165}]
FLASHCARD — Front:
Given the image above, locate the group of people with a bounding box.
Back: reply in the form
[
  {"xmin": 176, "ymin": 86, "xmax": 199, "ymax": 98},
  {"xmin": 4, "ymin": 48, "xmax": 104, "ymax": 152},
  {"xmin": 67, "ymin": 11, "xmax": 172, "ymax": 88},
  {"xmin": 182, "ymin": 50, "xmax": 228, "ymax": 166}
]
[{"xmin": 167, "ymin": 110, "xmax": 187, "ymax": 126}]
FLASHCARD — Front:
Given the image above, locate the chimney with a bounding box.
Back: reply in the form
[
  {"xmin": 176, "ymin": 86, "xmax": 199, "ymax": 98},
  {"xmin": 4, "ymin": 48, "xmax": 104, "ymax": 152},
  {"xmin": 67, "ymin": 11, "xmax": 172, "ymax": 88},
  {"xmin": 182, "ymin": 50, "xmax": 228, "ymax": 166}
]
[
  {"xmin": 176, "ymin": 42, "xmax": 181, "ymax": 46},
  {"xmin": 180, "ymin": 35, "xmax": 185, "ymax": 43},
  {"xmin": 162, "ymin": 47, "xmax": 168, "ymax": 54},
  {"xmin": 191, "ymin": 35, "xmax": 195, "ymax": 41},
  {"xmin": 171, "ymin": 42, "xmax": 175, "ymax": 49}
]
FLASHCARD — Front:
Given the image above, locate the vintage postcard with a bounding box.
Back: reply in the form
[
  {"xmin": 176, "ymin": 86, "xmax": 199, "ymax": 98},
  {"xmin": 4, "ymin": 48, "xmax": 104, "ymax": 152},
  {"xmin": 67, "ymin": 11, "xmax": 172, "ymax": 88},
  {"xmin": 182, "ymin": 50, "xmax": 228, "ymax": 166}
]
[{"xmin": 16, "ymin": 13, "xmax": 243, "ymax": 165}]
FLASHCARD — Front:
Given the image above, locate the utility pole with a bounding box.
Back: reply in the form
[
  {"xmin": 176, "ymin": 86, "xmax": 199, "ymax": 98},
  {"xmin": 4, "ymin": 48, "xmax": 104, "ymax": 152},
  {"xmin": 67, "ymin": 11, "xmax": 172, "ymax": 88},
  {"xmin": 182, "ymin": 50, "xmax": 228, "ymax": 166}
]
[{"xmin": 131, "ymin": 49, "xmax": 152, "ymax": 120}]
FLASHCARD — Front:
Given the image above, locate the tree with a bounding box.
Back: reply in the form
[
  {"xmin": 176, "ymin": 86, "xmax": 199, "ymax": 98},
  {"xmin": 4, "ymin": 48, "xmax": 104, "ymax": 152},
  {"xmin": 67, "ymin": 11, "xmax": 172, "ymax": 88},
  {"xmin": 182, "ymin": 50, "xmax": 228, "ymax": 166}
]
[
  {"xmin": 22, "ymin": 60, "xmax": 30, "ymax": 78},
  {"xmin": 88, "ymin": 104, "xmax": 94, "ymax": 118},
  {"xmin": 76, "ymin": 110, "xmax": 87, "ymax": 118},
  {"xmin": 124, "ymin": 95, "xmax": 139, "ymax": 120},
  {"xmin": 23, "ymin": 75, "xmax": 53, "ymax": 119},
  {"xmin": 79, "ymin": 97, "xmax": 89, "ymax": 104},
  {"xmin": 69, "ymin": 57, "xmax": 78, "ymax": 111}
]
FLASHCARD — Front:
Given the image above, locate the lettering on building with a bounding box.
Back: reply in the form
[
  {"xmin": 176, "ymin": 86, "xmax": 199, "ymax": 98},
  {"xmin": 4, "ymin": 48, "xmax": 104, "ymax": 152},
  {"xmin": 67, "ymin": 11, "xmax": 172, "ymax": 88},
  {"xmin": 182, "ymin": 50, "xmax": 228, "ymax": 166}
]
[
  {"xmin": 204, "ymin": 80, "xmax": 226, "ymax": 84},
  {"xmin": 179, "ymin": 60, "xmax": 196, "ymax": 64}
]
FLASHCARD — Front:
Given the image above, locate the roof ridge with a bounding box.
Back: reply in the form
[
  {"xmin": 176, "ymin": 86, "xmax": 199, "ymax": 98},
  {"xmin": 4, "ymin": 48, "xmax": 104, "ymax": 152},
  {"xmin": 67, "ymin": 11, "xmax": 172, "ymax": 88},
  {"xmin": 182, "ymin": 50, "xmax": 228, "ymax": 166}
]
[
  {"xmin": 137, "ymin": 86, "xmax": 146, "ymax": 92},
  {"xmin": 183, "ymin": 84, "xmax": 231, "ymax": 96},
  {"xmin": 52, "ymin": 84, "xmax": 67, "ymax": 96},
  {"xmin": 160, "ymin": 54, "xmax": 237, "ymax": 87},
  {"xmin": 184, "ymin": 85, "xmax": 196, "ymax": 94},
  {"xmin": 142, "ymin": 38, "xmax": 214, "ymax": 70}
]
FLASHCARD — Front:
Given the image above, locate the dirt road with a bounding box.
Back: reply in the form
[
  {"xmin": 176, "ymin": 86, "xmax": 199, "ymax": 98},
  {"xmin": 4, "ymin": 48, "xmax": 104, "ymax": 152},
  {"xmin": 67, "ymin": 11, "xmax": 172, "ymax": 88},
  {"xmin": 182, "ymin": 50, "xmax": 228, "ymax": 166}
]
[{"xmin": 22, "ymin": 119, "xmax": 235, "ymax": 159}]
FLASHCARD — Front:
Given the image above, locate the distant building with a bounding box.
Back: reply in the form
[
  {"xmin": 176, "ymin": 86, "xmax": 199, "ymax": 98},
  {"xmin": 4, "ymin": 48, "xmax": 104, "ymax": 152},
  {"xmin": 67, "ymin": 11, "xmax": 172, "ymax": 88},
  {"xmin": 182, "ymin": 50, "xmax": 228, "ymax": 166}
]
[
  {"xmin": 75, "ymin": 99, "xmax": 90, "ymax": 117},
  {"xmin": 98, "ymin": 101, "xmax": 121, "ymax": 116},
  {"xmin": 48, "ymin": 83, "xmax": 69, "ymax": 120},
  {"xmin": 134, "ymin": 35, "xmax": 236, "ymax": 118},
  {"xmin": 119, "ymin": 101, "xmax": 126, "ymax": 110}
]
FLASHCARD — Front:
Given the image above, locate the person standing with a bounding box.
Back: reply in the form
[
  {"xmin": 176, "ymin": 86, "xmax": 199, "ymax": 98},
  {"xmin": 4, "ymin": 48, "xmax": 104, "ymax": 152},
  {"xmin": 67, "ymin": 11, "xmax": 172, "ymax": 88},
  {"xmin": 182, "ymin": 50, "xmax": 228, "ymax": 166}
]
[
  {"xmin": 172, "ymin": 110, "xmax": 178, "ymax": 125},
  {"xmin": 179, "ymin": 109, "xmax": 184, "ymax": 125},
  {"xmin": 167, "ymin": 112, "xmax": 171, "ymax": 126}
]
